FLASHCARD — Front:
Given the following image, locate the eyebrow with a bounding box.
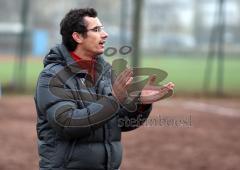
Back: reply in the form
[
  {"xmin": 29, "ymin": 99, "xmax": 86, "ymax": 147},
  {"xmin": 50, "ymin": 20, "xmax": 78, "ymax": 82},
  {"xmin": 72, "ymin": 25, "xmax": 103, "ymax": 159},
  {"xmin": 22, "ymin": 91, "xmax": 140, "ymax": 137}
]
[{"xmin": 90, "ymin": 25, "xmax": 103, "ymax": 29}]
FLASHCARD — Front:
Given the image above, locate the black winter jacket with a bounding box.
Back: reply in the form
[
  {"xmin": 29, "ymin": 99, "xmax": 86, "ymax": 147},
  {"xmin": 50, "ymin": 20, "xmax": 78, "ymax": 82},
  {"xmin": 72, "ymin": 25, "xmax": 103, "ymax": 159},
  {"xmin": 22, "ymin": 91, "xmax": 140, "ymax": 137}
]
[{"xmin": 34, "ymin": 44, "xmax": 152, "ymax": 170}]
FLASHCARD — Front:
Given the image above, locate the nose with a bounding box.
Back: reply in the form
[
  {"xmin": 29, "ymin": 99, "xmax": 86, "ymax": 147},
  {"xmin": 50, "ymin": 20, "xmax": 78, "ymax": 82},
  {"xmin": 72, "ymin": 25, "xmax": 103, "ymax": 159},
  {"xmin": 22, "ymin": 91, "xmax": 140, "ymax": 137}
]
[{"xmin": 101, "ymin": 30, "xmax": 108, "ymax": 39}]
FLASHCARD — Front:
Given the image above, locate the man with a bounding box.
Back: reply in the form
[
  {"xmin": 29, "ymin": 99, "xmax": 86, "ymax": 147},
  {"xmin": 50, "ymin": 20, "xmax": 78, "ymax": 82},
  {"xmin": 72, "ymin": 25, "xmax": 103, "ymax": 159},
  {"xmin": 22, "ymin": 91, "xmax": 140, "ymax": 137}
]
[{"xmin": 34, "ymin": 8, "xmax": 174, "ymax": 170}]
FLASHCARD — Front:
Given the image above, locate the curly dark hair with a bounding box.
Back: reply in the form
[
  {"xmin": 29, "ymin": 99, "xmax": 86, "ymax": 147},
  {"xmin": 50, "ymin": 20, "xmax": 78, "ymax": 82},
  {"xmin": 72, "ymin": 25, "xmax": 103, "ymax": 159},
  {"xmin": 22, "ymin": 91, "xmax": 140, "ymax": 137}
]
[{"xmin": 60, "ymin": 8, "xmax": 97, "ymax": 51}]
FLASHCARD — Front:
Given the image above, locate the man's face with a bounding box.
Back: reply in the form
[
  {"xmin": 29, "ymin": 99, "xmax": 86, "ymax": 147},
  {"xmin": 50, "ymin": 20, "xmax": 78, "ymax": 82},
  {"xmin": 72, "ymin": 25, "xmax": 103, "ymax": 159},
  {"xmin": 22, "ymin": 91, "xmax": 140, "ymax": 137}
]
[{"xmin": 81, "ymin": 16, "xmax": 108, "ymax": 56}]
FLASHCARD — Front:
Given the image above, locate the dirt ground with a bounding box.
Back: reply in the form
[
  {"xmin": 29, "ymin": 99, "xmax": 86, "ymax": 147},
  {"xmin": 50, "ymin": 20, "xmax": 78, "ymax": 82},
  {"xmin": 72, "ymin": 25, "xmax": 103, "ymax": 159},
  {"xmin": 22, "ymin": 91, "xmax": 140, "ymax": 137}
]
[{"xmin": 0, "ymin": 96, "xmax": 240, "ymax": 170}]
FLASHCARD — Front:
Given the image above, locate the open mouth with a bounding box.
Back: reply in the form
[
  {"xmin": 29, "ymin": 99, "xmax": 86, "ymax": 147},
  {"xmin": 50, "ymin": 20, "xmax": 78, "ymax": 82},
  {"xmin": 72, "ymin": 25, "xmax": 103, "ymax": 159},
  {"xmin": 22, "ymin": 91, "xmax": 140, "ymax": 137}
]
[{"xmin": 99, "ymin": 40, "xmax": 105, "ymax": 46}]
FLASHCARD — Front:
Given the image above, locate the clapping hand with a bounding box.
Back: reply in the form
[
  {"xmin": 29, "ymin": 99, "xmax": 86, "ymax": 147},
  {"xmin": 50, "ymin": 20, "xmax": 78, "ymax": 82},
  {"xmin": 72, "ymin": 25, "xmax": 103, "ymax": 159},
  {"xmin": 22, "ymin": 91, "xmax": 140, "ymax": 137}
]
[{"xmin": 139, "ymin": 75, "xmax": 175, "ymax": 104}]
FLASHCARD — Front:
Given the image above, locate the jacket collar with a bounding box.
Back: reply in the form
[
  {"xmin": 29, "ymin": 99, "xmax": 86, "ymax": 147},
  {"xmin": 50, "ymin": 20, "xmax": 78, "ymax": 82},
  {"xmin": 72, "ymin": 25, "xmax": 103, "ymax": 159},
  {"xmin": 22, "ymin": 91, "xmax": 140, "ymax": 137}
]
[{"xmin": 58, "ymin": 44, "xmax": 111, "ymax": 79}]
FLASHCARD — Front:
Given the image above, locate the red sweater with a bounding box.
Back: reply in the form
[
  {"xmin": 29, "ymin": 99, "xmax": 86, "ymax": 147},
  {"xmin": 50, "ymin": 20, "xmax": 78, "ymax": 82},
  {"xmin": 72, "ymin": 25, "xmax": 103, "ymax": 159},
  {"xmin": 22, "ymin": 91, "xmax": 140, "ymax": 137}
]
[{"xmin": 70, "ymin": 52, "xmax": 97, "ymax": 83}]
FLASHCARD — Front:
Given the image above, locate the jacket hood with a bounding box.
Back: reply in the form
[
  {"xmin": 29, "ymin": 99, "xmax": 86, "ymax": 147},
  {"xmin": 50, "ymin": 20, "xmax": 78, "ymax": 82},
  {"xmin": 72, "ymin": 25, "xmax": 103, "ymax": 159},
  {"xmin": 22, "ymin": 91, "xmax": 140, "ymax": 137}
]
[
  {"xmin": 43, "ymin": 44, "xmax": 111, "ymax": 75},
  {"xmin": 43, "ymin": 44, "xmax": 71, "ymax": 67}
]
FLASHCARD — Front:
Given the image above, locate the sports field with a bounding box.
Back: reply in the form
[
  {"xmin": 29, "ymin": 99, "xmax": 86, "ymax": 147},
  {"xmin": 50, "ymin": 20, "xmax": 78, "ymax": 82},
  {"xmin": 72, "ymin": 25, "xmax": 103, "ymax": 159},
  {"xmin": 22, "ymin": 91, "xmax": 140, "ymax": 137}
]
[
  {"xmin": 0, "ymin": 55, "xmax": 240, "ymax": 170},
  {"xmin": 0, "ymin": 96, "xmax": 239, "ymax": 170},
  {"xmin": 0, "ymin": 56, "xmax": 239, "ymax": 96}
]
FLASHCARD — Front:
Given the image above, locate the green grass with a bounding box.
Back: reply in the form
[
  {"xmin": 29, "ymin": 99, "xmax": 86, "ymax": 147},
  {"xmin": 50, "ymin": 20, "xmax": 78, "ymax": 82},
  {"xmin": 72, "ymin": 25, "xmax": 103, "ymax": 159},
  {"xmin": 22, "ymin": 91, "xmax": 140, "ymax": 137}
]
[
  {"xmin": 0, "ymin": 56, "xmax": 240, "ymax": 96},
  {"xmin": 0, "ymin": 61, "xmax": 14, "ymax": 84},
  {"xmin": 0, "ymin": 58, "xmax": 43, "ymax": 92},
  {"xmin": 140, "ymin": 56, "xmax": 240, "ymax": 95},
  {"xmin": 26, "ymin": 59, "xmax": 44, "ymax": 87}
]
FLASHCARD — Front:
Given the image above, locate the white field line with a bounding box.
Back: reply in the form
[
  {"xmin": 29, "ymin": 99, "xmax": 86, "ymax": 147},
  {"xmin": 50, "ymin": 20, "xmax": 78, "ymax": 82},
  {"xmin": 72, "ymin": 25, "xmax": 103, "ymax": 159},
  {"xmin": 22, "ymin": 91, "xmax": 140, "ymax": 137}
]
[
  {"xmin": 182, "ymin": 101, "xmax": 240, "ymax": 117},
  {"xmin": 161, "ymin": 100, "xmax": 240, "ymax": 117}
]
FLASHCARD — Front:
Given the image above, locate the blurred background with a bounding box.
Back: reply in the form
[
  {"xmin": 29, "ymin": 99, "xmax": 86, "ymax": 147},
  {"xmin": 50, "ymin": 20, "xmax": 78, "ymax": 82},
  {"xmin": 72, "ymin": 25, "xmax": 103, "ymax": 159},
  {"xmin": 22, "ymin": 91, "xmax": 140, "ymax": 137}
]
[{"xmin": 0, "ymin": 0, "xmax": 240, "ymax": 170}]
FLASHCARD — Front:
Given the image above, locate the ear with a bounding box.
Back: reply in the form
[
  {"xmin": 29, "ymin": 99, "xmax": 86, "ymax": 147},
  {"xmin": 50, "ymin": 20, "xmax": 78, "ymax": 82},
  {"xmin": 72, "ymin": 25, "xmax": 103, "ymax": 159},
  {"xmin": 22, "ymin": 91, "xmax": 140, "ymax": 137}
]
[{"xmin": 72, "ymin": 32, "xmax": 84, "ymax": 44}]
